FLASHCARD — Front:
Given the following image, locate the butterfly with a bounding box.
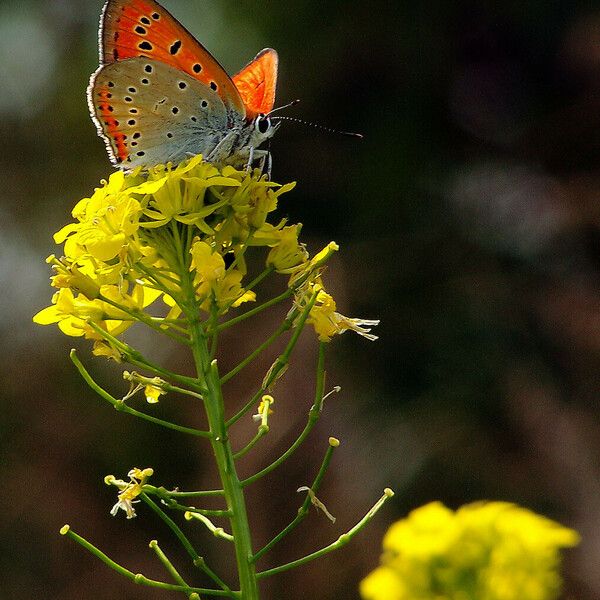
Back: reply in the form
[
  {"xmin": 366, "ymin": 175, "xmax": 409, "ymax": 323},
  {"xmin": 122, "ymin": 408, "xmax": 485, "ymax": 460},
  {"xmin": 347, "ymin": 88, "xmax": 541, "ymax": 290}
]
[{"xmin": 87, "ymin": 0, "xmax": 279, "ymax": 170}]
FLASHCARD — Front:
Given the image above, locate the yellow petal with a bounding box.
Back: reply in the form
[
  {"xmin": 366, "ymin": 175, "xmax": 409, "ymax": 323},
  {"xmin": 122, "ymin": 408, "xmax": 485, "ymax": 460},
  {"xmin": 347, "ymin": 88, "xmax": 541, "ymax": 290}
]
[{"xmin": 32, "ymin": 305, "xmax": 60, "ymax": 325}]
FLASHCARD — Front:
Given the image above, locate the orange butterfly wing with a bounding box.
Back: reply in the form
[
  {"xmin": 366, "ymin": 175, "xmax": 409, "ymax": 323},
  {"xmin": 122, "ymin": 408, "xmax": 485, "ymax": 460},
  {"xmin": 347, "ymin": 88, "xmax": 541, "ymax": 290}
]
[
  {"xmin": 100, "ymin": 0, "xmax": 245, "ymax": 115},
  {"xmin": 233, "ymin": 48, "xmax": 278, "ymax": 119}
]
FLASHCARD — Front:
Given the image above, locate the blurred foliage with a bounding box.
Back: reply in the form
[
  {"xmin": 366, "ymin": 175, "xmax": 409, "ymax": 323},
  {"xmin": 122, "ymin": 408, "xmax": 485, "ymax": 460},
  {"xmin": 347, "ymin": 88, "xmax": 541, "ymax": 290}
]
[{"xmin": 2, "ymin": 1, "xmax": 600, "ymax": 599}]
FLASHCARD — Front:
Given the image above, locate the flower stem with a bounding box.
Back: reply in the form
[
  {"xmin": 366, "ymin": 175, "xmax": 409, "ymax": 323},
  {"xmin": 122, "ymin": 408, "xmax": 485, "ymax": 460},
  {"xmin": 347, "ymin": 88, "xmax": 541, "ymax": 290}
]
[
  {"xmin": 233, "ymin": 426, "xmax": 269, "ymax": 460},
  {"xmin": 188, "ymin": 314, "xmax": 260, "ymax": 599},
  {"xmin": 60, "ymin": 525, "xmax": 233, "ymax": 597},
  {"xmin": 255, "ymin": 489, "xmax": 395, "ymax": 579},
  {"xmin": 252, "ymin": 439, "xmax": 337, "ymax": 563},
  {"xmin": 149, "ymin": 539, "xmax": 189, "ymax": 591},
  {"xmin": 141, "ymin": 493, "xmax": 232, "ymax": 594},
  {"xmin": 144, "ymin": 485, "xmax": 225, "ymax": 498},
  {"xmin": 241, "ymin": 342, "xmax": 327, "ymax": 487},
  {"xmin": 225, "ymin": 293, "xmax": 318, "ymax": 429},
  {"xmin": 220, "ymin": 311, "xmax": 296, "ymax": 384},
  {"xmin": 70, "ymin": 350, "xmax": 211, "ymax": 438}
]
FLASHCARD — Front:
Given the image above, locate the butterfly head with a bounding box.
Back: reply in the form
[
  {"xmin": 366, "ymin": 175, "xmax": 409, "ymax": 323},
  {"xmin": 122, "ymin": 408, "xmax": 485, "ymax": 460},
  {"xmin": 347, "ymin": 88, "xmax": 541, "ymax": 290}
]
[{"xmin": 249, "ymin": 113, "xmax": 281, "ymax": 147}]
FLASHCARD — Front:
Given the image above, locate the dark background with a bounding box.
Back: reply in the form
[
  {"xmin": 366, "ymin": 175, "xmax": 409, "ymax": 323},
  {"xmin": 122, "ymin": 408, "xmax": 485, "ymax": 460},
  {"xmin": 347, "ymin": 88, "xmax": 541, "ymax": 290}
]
[{"xmin": 2, "ymin": 0, "xmax": 600, "ymax": 598}]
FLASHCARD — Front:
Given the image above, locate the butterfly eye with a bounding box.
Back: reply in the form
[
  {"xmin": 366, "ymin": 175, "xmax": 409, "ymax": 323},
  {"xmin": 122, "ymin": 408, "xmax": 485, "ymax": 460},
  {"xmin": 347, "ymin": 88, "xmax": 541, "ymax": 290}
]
[{"xmin": 256, "ymin": 115, "xmax": 271, "ymax": 134}]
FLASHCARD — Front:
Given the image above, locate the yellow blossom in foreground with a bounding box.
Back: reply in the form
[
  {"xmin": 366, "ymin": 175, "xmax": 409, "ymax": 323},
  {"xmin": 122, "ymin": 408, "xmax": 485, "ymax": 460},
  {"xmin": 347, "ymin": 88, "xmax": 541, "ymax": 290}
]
[{"xmin": 360, "ymin": 501, "xmax": 579, "ymax": 600}]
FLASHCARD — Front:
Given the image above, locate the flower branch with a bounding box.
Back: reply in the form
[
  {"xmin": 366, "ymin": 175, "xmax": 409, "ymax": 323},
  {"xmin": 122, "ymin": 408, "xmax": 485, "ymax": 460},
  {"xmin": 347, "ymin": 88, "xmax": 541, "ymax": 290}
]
[
  {"xmin": 241, "ymin": 341, "xmax": 328, "ymax": 487},
  {"xmin": 141, "ymin": 493, "xmax": 233, "ymax": 594},
  {"xmin": 70, "ymin": 350, "xmax": 211, "ymax": 438},
  {"xmin": 60, "ymin": 525, "xmax": 234, "ymax": 597},
  {"xmin": 148, "ymin": 539, "xmax": 190, "ymax": 592},
  {"xmin": 256, "ymin": 489, "xmax": 395, "ymax": 579},
  {"xmin": 252, "ymin": 436, "xmax": 339, "ymax": 563}
]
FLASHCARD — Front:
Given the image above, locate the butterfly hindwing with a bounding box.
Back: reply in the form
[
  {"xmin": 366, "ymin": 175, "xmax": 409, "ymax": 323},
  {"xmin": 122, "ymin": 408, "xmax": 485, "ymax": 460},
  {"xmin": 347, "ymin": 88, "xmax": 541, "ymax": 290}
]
[
  {"xmin": 100, "ymin": 0, "xmax": 245, "ymax": 115},
  {"xmin": 88, "ymin": 57, "xmax": 230, "ymax": 168},
  {"xmin": 233, "ymin": 48, "xmax": 278, "ymax": 118}
]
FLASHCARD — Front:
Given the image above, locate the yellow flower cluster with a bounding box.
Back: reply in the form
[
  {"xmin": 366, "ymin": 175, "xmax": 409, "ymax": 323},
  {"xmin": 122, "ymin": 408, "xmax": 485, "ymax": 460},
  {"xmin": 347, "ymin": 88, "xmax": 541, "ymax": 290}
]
[
  {"xmin": 361, "ymin": 501, "xmax": 579, "ymax": 600},
  {"xmin": 34, "ymin": 155, "xmax": 378, "ymax": 352}
]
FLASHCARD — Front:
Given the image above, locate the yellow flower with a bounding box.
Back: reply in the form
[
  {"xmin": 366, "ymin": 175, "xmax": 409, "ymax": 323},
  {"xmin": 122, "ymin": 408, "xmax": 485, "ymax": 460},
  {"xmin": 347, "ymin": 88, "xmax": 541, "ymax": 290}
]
[
  {"xmin": 297, "ymin": 283, "xmax": 380, "ymax": 342},
  {"xmin": 196, "ymin": 268, "xmax": 255, "ymax": 311},
  {"xmin": 33, "ymin": 288, "xmax": 103, "ymax": 337},
  {"xmin": 189, "ymin": 240, "xmax": 255, "ymax": 311},
  {"xmin": 224, "ymin": 167, "xmax": 295, "ymax": 230},
  {"xmin": 190, "ymin": 240, "xmax": 226, "ymax": 283},
  {"xmin": 106, "ymin": 468, "xmax": 153, "ymax": 519},
  {"xmin": 253, "ymin": 394, "xmax": 275, "ymax": 425},
  {"xmin": 141, "ymin": 156, "xmax": 241, "ymax": 229},
  {"xmin": 361, "ymin": 501, "xmax": 579, "ymax": 600},
  {"xmin": 33, "ymin": 280, "xmax": 160, "ymax": 339},
  {"xmin": 287, "ymin": 241, "xmax": 339, "ymax": 289},
  {"xmin": 35, "ymin": 154, "xmax": 299, "ymax": 345},
  {"xmin": 47, "ymin": 255, "xmax": 101, "ymax": 300},
  {"xmin": 144, "ymin": 380, "xmax": 166, "ymax": 404},
  {"xmin": 266, "ymin": 224, "xmax": 309, "ymax": 273}
]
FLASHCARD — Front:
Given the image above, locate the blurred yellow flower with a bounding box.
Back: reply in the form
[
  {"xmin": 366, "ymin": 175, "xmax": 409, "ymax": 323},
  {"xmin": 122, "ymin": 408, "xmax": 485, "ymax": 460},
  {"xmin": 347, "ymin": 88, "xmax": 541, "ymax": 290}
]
[{"xmin": 360, "ymin": 501, "xmax": 579, "ymax": 600}]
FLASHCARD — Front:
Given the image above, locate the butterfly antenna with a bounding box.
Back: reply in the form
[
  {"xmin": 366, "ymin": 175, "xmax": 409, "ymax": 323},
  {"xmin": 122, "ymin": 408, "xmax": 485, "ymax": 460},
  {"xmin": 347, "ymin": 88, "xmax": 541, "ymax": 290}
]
[
  {"xmin": 270, "ymin": 116, "xmax": 363, "ymax": 139},
  {"xmin": 267, "ymin": 99, "xmax": 301, "ymax": 116}
]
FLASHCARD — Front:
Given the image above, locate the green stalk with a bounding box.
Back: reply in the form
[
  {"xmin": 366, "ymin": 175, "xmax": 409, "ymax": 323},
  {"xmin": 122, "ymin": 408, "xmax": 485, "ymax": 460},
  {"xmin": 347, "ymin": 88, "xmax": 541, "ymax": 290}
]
[
  {"xmin": 188, "ymin": 319, "xmax": 260, "ymax": 599},
  {"xmin": 252, "ymin": 440, "xmax": 337, "ymax": 563},
  {"xmin": 255, "ymin": 488, "xmax": 394, "ymax": 579},
  {"xmin": 173, "ymin": 218, "xmax": 260, "ymax": 599}
]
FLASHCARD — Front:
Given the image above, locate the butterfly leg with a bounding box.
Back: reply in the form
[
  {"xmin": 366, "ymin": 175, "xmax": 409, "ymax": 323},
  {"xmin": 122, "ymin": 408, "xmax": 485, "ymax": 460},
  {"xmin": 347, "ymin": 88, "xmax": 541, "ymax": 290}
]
[
  {"xmin": 246, "ymin": 145, "xmax": 256, "ymax": 173},
  {"xmin": 250, "ymin": 149, "xmax": 271, "ymax": 178}
]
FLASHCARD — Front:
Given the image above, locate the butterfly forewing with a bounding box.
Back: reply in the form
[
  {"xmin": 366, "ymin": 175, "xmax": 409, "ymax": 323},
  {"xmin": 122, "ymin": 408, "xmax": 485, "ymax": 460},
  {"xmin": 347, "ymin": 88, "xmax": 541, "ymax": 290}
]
[
  {"xmin": 89, "ymin": 57, "xmax": 229, "ymax": 168},
  {"xmin": 100, "ymin": 0, "xmax": 246, "ymax": 115},
  {"xmin": 233, "ymin": 48, "xmax": 278, "ymax": 118}
]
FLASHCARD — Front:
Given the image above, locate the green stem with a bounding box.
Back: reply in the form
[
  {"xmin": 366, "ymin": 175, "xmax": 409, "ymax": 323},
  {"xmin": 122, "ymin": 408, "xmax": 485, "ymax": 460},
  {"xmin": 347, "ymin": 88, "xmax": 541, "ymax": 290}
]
[
  {"xmin": 163, "ymin": 501, "xmax": 232, "ymax": 518},
  {"xmin": 225, "ymin": 389, "xmax": 265, "ymax": 431},
  {"xmin": 187, "ymin": 309, "xmax": 260, "ymax": 599},
  {"xmin": 60, "ymin": 525, "xmax": 234, "ymax": 597},
  {"xmin": 70, "ymin": 350, "xmax": 211, "ymax": 438},
  {"xmin": 225, "ymin": 293, "xmax": 317, "ymax": 429},
  {"xmin": 86, "ymin": 321, "xmax": 205, "ymax": 392},
  {"xmin": 213, "ymin": 266, "xmax": 273, "ymax": 320},
  {"xmin": 141, "ymin": 494, "xmax": 232, "ymax": 594},
  {"xmin": 252, "ymin": 440, "xmax": 337, "ymax": 563},
  {"xmin": 240, "ymin": 266, "xmax": 273, "ymax": 295},
  {"xmin": 218, "ymin": 242, "xmax": 337, "ymax": 333},
  {"xmin": 217, "ymin": 287, "xmax": 293, "ymax": 332},
  {"xmin": 185, "ymin": 511, "xmax": 235, "ymax": 542},
  {"xmin": 233, "ymin": 426, "xmax": 269, "ymax": 460},
  {"xmin": 124, "ymin": 371, "xmax": 204, "ymax": 401},
  {"xmin": 255, "ymin": 489, "xmax": 394, "ymax": 579},
  {"xmin": 241, "ymin": 342, "xmax": 326, "ymax": 487},
  {"xmin": 149, "ymin": 539, "xmax": 189, "ymax": 592},
  {"xmin": 220, "ymin": 311, "xmax": 296, "ymax": 384},
  {"xmin": 144, "ymin": 485, "xmax": 224, "ymax": 498},
  {"xmin": 98, "ymin": 293, "xmax": 190, "ymax": 346},
  {"xmin": 209, "ymin": 299, "xmax": 220, "ymax": 361}
]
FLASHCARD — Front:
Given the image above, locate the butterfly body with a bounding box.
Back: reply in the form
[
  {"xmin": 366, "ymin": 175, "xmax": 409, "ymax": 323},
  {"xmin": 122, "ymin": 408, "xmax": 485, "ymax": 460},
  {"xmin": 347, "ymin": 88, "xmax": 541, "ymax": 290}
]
[{"xmin": 88, "ymin": 0, "xmax": 279, "ymax": 170}]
